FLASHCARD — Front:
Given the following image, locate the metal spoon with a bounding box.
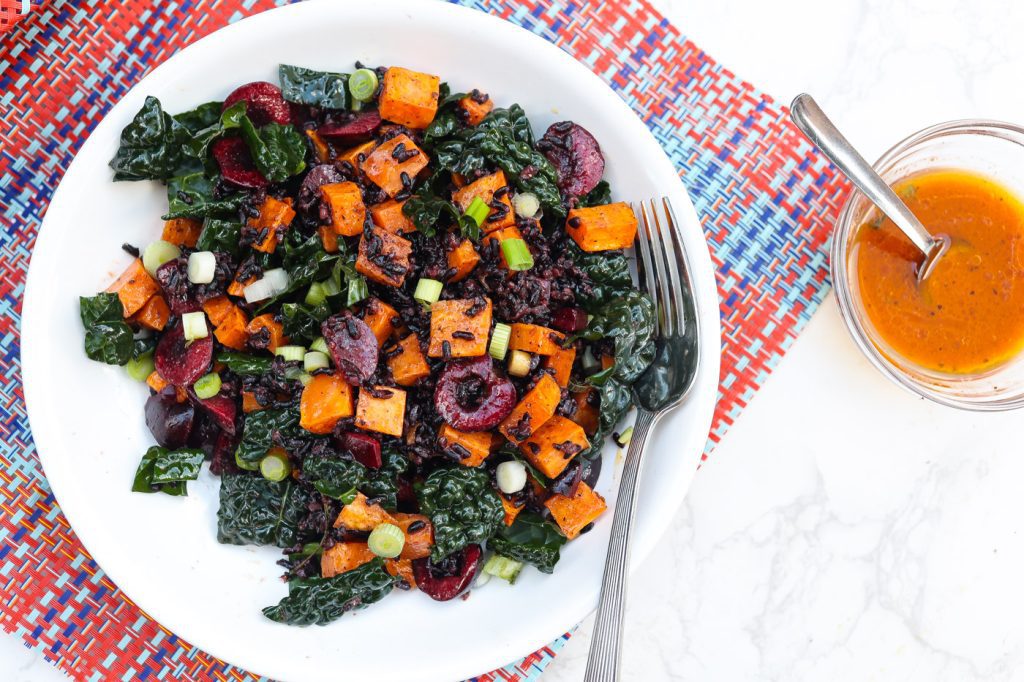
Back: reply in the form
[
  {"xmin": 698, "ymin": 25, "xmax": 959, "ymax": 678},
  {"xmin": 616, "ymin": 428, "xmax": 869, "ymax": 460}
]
[{"xmin": 790, "ymin": 93, "xmax": 949, "ymax": 280}]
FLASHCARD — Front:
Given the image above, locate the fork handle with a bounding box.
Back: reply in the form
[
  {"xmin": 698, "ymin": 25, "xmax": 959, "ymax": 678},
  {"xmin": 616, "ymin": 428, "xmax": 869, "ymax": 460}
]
[{"xmin": 584, "ymin": 409, "xmax": 658, "ymax": 682}]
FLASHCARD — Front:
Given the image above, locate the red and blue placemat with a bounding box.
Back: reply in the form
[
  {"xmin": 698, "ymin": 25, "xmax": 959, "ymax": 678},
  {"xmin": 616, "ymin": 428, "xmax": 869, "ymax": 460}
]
[{"xmin": 0, "ymin": 0, "xmax": 848, "ymax": 679}]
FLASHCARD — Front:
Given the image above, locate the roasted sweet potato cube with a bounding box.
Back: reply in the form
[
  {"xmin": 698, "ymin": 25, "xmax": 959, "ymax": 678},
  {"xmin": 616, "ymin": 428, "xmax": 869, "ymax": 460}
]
[
  {"xmin": 437, "ymin": 424, "xmax": 492, "ymax": 467},
  {"xmin": 452, "ymin": 170, "xmax": 514, "ymax": 232},
  {"xmin": 427, "ymin": 298, "xmax": 492, "ymax": 358},
  {"xmin": 130, "ymin": 294, "xmax": 170, "ymax": 331},
  {"xmin": 362, "ymin": 297, "xmax": 399, "ymax": 347},
  {"xmin": 362, "ymin": 134, "xmax": 429, "ymax": 197},
  {"xmin": 500, "ymin": 493, "xmax": 523, "ymax": 526},
  {"xmin": 213, "ymin": 307, "xmax": 249, "ymax": 350},
  {"xmin": 321, "ymin": 181, "xmax": 366, "ymax": 237},
  {"xmin": 305, "ymin": 128, "xmax": 331, "ymax": 163},
  {"xmin": 321, "ymin": 542, "xmax": 376, "ymax": 577},
  {"xmin": 544, "ymin": 481, "xmax": 607, "ymax": 540},
  {"xmin": 299, "ymin": 372, "xmax": 354, "ymax": 435},
  {"xmin": 355, "ymin": 386, "xmax": 407, "ymax": 437},
  {"xmin": 544, "ymin": 346, "xmax": 576, "ymax": 387},
  {"xmin": 385, "ymin": 558, "xmax": 417, "ymax": 588},
  {"xmin": 519, "ymin": 415, "xmax": 590, "ymax": 478},
  {"xmin": 160, "ymin": 218, "xmax": 203, "ymax": 248},
  {"xmin": 247, "ymin": 196, "xmax": 295, "ymax": 254},
  {"xmin": 566, "ymin": 202, "xmax": 638, "ymax": 252},
  {"xmin": 509, "ymin": 323, "xmax": 565, "ymax": 356},
  {"xmin": 245, "ymin": 313, "xmax": 288, "ymax": 353},
  {"xmin": 387, "ymin": 334, "xmax": 431, "ymax": 386},
  {"xmin": 201, "ymin": 295, "xmax": 234, "ymax": 327},
  {"xmin": 106, "ymin": 259, "xmax": 160, "ymax": 317},
  {"xmin": 370, "ymin": 198, "xmax": 417, "ymax": 234},
  {"xmin": 571, "ymin": 387, "xmax": 600, "ymax": 436},
  {"xmin": 446, "ymin": 239, "xmax": 480, "ymax": 283},
  {"xmin": 146, "ymin": 370, "xmax": 170, "ymax": 394},
  {"xmin": 356, "ymin": 227, "xmax": 413, "ymax": 287},
  {"xmin": 482, "ymin": 225, "xmax": 525, "ymax": 269},
  {"xmin": 337, "ymin": 140, "xmax": 377, "ymax": 169},
  {"xmin": 334, "ymin": 492, "xmax": 396, "ymax": 531},
  {"xmin": 499, "ymin": 373, "xmax": 562, "ymax": 443},
  {"xmin": 227, "ymin": 269, "xmax": 256, "ymax": 298},
  {"xmin": 318, "ymin": 224, "xmax": 339, "ymax": 253},
  {"xmin": 379, "ymin": 66, "xmax": 440, "ymax": 129},
  {"xmin": 458, "ymin": 92, "xmax": 494, "ymax": 126},
  {"xmin": 392, "ymin": 512, "xmax": 434, "ymax": 560},
  {"xmin": 241, "ymin": 390, "xmax": 263, "ymax": 413}
]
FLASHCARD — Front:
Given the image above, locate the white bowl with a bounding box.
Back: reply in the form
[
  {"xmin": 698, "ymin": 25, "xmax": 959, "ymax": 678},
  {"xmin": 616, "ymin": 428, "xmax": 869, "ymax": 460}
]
[{"xmin": 20, "ymin": 1, "xmax": 721, "ymax": 680}]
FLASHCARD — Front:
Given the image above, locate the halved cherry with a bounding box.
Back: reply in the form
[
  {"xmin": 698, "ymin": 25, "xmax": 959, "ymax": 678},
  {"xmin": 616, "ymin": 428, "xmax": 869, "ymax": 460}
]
[
  {"xmin": 223, "ymin": 81, "xmax": 292, "ymax": 126},
  {"xmin": 211, "ymin": 137, "xmax": 268, "ymax": 189},
  {"xmin": 154, "ymin": 323, "xmax": 213, "ymax": 386},
  {"xmin": 413, "ymin": 544, "xmax": 482, "ymax": 601},
  {"xmin": 434, "ymin": 356, "xmax": 516, "ymax": 431},
  {"xmin": 145, "ymin": 388, "xmax": 196, "ymax": 449},
  {"xmin": 322, "ymin": 312, "xmax": 379, "ymax": 385},
  {"xmin": 318, "ymin": 111, "xmax": 381, "ymax": 144},
  {"xmin": 538, "ymin": 121, "xmax": 605, "ymax": 197}
]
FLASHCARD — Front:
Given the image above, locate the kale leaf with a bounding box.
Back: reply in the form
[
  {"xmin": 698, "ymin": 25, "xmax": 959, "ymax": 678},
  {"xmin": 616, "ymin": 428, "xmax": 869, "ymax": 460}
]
[
  {"xmin": 131, "ymin": 446, "xmax": 203, "ymax": 496},
  {"xmin": 80, "ymin": 293, "xmax": 135, "ymax": 365},
  {"xmin": 235, "ymin": 408, "xmax": 301, "ymax": 469},
  {"xmin": 279, "ymin": 64, "xmax": 349, "ymax": 109},
  {"xmin": 195, "ymin": 218, "xmax": 243, "ymax": 258},
  {"xmin": 239, "ymin": 118, "xmax": 307, "ymax": 183},
  {"xmin": 110, "ymin": 96, "xmax": 191, "ymax": 181},
  {"xmin": 162, "ymin": 173, "xmax": 246, "ymax": 220},
  {"xmin": 217, "ymin": 473, "xmax": 314, "ymax": 547},
  {"xmin": 402, "ymin": 192, "xmax": 480, "ymax": 241},
  {"xmin": 262, "ymin": 558, "xmax": 394, "ymax": 626},
  {"xmin": 182, "ymin": 101, "xmax": 246, "ymax": 160},
  {"xmin": 418, "ymin": 467, "xmax": 504, "ymax": 559},
  {"xmin": 334, "ymin": 256, "xmax": 369, "ymax": 307},
  {"xmin": 172, "ymin": 101, "xmax": 223, "ymax": 134},
  {"xmin": 582, "ymin": 290, "xmax": 657, "ymax": 385},
  {"xmin": 487, "ymin": 511, "xmax": 566, "ymax": 574},
  {"xmin": 216, "ymin": 351, "xmax": 273, "ymax": 376},
  {"xmin": 302, "ymin": 456, "xmax": 399, "ymax": 510},
  {"xmin": 281, "ymin": 302, "xmax": 331, "ymax": 344},
  {"xmin": 571, "ymin": 246, "xmax": 633, "ymax": 310}
]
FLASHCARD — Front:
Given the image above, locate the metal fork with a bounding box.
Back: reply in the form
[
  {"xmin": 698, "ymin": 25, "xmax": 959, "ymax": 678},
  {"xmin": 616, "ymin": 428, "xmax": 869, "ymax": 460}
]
[{"xmin": 584, "ymin": 197, "xmax": 701, "ymax": 682}]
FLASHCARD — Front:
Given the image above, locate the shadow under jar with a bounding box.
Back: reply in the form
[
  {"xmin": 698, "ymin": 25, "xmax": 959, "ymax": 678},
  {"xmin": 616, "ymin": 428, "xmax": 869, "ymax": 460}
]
[{"xmin": 832, "ymin": 119, "xmax": 1024, "ymax": 410}]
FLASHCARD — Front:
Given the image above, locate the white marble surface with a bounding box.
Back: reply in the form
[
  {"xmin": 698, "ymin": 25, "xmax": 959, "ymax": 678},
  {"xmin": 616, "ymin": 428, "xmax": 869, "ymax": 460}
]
[{"xmin": 7, "ymin": 0, "xmax": 1024, "ymax": 680}]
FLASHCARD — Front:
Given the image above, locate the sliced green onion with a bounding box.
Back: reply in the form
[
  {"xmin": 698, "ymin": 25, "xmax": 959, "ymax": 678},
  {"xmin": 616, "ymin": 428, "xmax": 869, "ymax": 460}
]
[
  {"xmin": 507, "ymin": 349, "xmax": 532, "ymax": 377},
  {"xmin": 615, "ymin": 426, "xmax": 634, "ymax": 448},
  {"xmin": 310, "ymin": 336, "xmax": 329, "ymax": 354},
  {"xmin": 414, "ymin": 278, "xmax": 443, "ymax": 308},
  {"xmin": 298, "ymin": 372, "xmax": 313, "ymax": 386},
  {"xmin": 489, "ymin": 322, "xmax": 512, "ymax": 360},
  {"xmin": 187, "ymin": 251, "xmax": 216, "ymax": 284},
  {"xmin": 512, "ymin": 192, "xmax": 540, "ymax": 219},
  {"xmin": 349, "ymin": 68, "xmax": 379, "ymax": 102},
  {"xmin": 464, "ymin": 196, "xmax": 490, "ymax": 227},
  {"xmin": 501, "ymin": 238, "xmax": 534, "ymax": 271},
  {"xmin": 142, "ymin": 240, "xmax": 181, "ymax": 277},
  {"xmin": 483, "ymin": 554, "xmax": 524, "ymax": 584},
  {"xmin": 367, "ymin": 522, "xmax": 405, "ymax": 558},
  {"xmin": 181, "ymin": 311, "xmax": 208, "ymax": 341},
  {"xmin": 275, "ymin": 345, "xmax": 307, "ymax": 362},
  {"xmin": 126, "ymin": 352, "xmax": 155, "ymax": 382},
  {"xmin": 235, "ymin": 448, "xmax": 259, "ymax": 472},
  {"xmin": 260, "ymin": 449, "xmax": 292, "ymax": 482},
  {"xmin": 496, "ymin": 460, "xmax": 527, "ymax": 494},
  {"xmin": 320, "ymin": 276, "xmax": 342, "ymax": 298},
  {"xmin": 193, "ymin": 372, "xmax": 222, "ymax": 399},
  {"xmin": 305, "ymin": 281, "xmax": 326, "ymax": 306},
  {"xmin": 304, "ymin": 351, "xmax": 330, "ymax": 372}
]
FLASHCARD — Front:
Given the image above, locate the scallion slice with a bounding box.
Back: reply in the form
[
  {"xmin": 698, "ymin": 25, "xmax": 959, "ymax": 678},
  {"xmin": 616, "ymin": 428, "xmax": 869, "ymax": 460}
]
[
  {"xmin": 125, "ymin": 352, "xmax": 155, "ymax": 382},
  {"xmin": 511, "ymin": 192, "xmax": 540, "ymax": 219},
  {"xmin": 414, "ymin": 278, "xmax": 443, "ymax": 308},
  {"xmin": 260, "ymin": 448, "xmax": 292, "ymax": 482},
  {"xmin": 181, "ymin": 311, "xmax": 208, "ymax": 341},
  {"xmin": 500, "ymin": 238, "xmax": 534, "ymax": 271},
  {"xmin": 275, "ymin": 345, "xmax": 307, "ymax": 362},
  {"xmin": 235, "ymin": 448, "xmax": 259, "ymax": 472},
  {"xmin": 305, "ymin": 281, "xmax": 326, "ymax": 306},
  {"xmin": 304, "ymin": 351, "xmax": 330, "ymax": 372},
  {"xmin": 310, "ymin": 336, "xmax": 329, "ymax": 354},
  {"xmin": 142, "ymin": 240, "xmax": 181, "ymax": 277},
  {"xmin": 489, "ymin": 322, "xmax": 512, "ymax": 360},
  {"xmin": 320, "ymin": 276, "xmax": 341, "ymax": 298},
  {"xmin": 507, "ymin": 349, "xmax": 532, "ymax": 377},
  {"xmin": 483, "ymin": 554, "xmax": 524, "ymax": 584},
  {"xmin": 187, "ymin": 250, "xmax": 216, "ymax": 284},
  {"xmin": 464, "ymin": 196, "xmax": 490, "ymax": 227},
  {"xmin": 367, "ymin": 523, "xmax": 405, "ymax": 558},
  {"xmin": 193, "ymin": 372, "xmax": 222, "ymax": 399},
  {"xmin": 349, "ymin": 68, "xmax": 379, "ymax": 102}
]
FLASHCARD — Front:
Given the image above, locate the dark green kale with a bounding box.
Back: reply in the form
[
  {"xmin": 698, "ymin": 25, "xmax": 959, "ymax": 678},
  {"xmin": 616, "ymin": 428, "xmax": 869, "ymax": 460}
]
[
  {"xmin": 279, "ymin": 64, "xmax": 349, "ymax": 109},
  {"xmin": 215, "ymin": 351, "xmax": 273, "ymax": 376},
  {"xmin": 162, "ymin": 172, "xmax": 246, "ymax": 220},
  {"xmin": 235, "ymin": 408, "xmax": 301, "ymax": 470},
  {"xmin": 487, "ymin": 512, "xmax": 567, "ymax": 574},
  {"xmin": 281, "ymin": 302, "xmax": 331, "ymax": 344},
  {"xmin": 418, "ymin": 467, "xmax": 504, "ymax": 559},
  {"xmin": 109, "ymin": 96, "xmax": 192, "ymax": 181},
  {"xmin": 302, "ymin": 456, "xmax": 400, "ymax": 510},
  {"xmin": 131, "ymin": 446, "xmax": 204, "ymax": 496},
  {"xmin": 217, "ymin": 473, "xmax": 314, "ymax": 547},
  {"xmin": 172, "ymin": 101, "xmax": 223, "ymax": 134},
  {"xmin": 181, "ymin": 101, "xmax": 246, "ymax": 160},
  {"xmin": 195, "ymin": 218, "xmax": 243, "ymax": 258},
  {"xmin": 262, "ymin": 559, "xmax": 394, "ymax": 626},
  {"xmin": 79, "ymin": 293, "xmax": 135, "ymax": 365},
  {"xmin": 239, "ymin": 118, "xmax": 307, "ymax": 183}
]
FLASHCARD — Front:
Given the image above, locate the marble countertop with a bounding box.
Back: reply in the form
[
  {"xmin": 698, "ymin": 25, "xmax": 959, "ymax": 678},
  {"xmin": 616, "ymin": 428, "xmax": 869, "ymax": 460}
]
[{"xmin": 7, "ymin": 0, "xmax": 1024, "ymax": 679}]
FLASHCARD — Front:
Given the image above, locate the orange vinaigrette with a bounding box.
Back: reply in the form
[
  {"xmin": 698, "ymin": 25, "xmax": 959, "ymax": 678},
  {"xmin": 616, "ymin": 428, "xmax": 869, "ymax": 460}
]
[{"xmin": 851, "ymin": 170, "xmax": 1024, "ymax": 374}]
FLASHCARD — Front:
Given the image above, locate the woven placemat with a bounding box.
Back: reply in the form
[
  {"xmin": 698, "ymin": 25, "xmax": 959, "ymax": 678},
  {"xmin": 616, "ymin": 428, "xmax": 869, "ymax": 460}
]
[{"xmin": 0, "ymin": 0, "xmax": 847, "ymax": 679}]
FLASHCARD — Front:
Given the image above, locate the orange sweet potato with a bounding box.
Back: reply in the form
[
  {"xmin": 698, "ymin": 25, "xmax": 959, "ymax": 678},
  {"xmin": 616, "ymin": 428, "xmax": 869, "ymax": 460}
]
[
  {"xmin": 130, "ymin": 294, "xmax": 170, "ymax": 331},
  {"xmin": 318, "ymin": 224, "xmax": 339, "ymax": 253},
  {"xmin": 241, "ymin": 390, "xmax": 263, "ymax": 413},
  {"xmin": 544, "ymin": 481, "xmax": 607, "ymax": 540},
  {"xmin": 457, "ymin": 92, "xmax": 494, "ymax": 126},
  {"xmin": 248, "ymin": 196, "xmax": 296, "ymax": 254},
  {"xmin": 500, "ymin": 493, "xmax": 523, "ymax": 526},
  {"xmin": 201, "ymin": 296, "xmax": 234, "ymax": 327},
  {"xmin": 437, "ymin": 424, "xmax": 492, "ymax": 467},
  {"xmin": 299, "ymin": 373, "xmax": 355, "ymax": 434},
  {"xmin": 498, "ymin": 373, "xmax": 561, "ymax": 443},
  {"xmin": 227, "ymin": 270, "xmax": 256, "ymax": 298},
  {"xmin": 106, "ymin": 258, "xmax": 160, "ymax": 317},
  {"xmin": 305, "ymin": 128, "xmax": 331, "ymax": 163},
  {"xmin": 362, "ymin": 297, "xmax": 398, "ymax": 347},
  {"xmin": 446, "ymin": 239, "xmax": 480, "ymax": 283},
  {"xmin": 427, "ymin": 298, "xmax": 492, "ymax": 358},
  {"xmin": 362, "ymin": 134, "xmax": 429, "ymax": 197},
  {"xmin": 544, "ymin": 346, "xmax": 576, "ymax": 387},
  {"xmin": 385, "ymin": 558, "xmax": 417, "ymax": 588},
  {"xmin": 337, "ymin": 140, "xmax": 377, "ymax": 169},
  {"xmin": 519, "ymin": 415, "xmax": 590, "ymax": 478},
  {"xmin": 321, "ymin": 542, "xmax": 376, "ymax": 578},
  {"xmin": 509, "ymin": 323, "xmax": 565, "ymax": 356},
  {"xmin": 214, "ymin": 307, "xmax": 249, "ymax": 350},
  {"xmin": 355, "ymin": 227, "xmax": 413, "ymax": 287},
  {"xmin": 387, "ymin": 334, "xmax": 431, "ymax": 386},
  {"xmin": 355, "ymin": 386, "xmax": 407, "ymax": 437},
  {"xmin": 146, "ymin": 370, "xmax": 170, "ymax": 394},
  {"xmin": 392, "ymin": 512, "xmax": 434, "ymax": 560},
  {"xmin": 379, "ymin": 66, "xmax": 440, "ymax": 129},
  {"xmin": 321, "ymin": 181, "xmax": 366, "ymax": 237},
  {"xmin": 334, "ymin": 492, "xmax": 396, "ymax": 531},
  {"xmin": 566, "ymin": 202, "xmax": 638, "ymax": 252},
  {"xmin": 482, "ymin": 225, "xmax": 526, "ymax": 269},
  {"xmin": 245, "ymin": 314, "xmax": 288, "ymax": 353},
  {"xmin": 370, "ymin": 198, "xmax": 417, "ymax": 234},
  {"xmin": 160, "ymin": 218, "xmax": 203, "ymax": 248},
  {"xmin": 451, "ymin": 170, "xmax": 514, "ymax": 232},
  {"xmin": 571, "ymin": 387, "xmax": 600, "ymax": 436}
]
